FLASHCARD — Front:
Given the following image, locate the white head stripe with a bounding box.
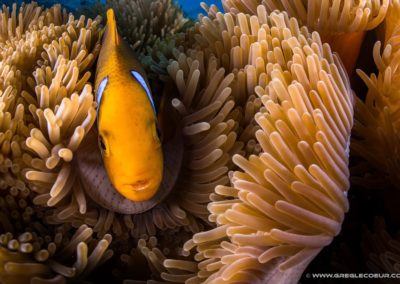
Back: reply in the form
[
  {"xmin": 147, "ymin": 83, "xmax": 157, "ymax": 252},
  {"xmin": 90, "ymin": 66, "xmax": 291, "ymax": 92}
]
[
  {"xmin": 131, "ymin": 70, "xmax": 156, "ymax": 113},
  {"xmin": 96, "ymin": 76, "xmax": 109, "ymax": 107}
]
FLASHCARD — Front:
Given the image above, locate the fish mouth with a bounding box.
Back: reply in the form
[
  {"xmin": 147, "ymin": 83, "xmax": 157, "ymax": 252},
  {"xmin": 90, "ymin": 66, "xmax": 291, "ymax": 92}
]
[
  {"xmin": 118, "ymin": 179, "xmax": 159, "ymax": 202},
  {"xmin": 123, "ymin": 180, "xmax": 151, "ymax": 192}
]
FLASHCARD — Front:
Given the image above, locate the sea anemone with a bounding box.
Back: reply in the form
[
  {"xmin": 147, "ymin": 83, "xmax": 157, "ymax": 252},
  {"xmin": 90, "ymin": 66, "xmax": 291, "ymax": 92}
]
[
  {"xmin": 351, "ymin": 0, "xmax": 400, "ymax": 190},
  {"xmin": 0, "ymin": 2, "xmax": 116, "ymax": 282},
  {"xmin": 0, "ymin": 0, "xmax": 399, "ymax": 283},
  {"xmin": 0, "ymin": 226, "xmax": 113, "ymax": 283},
  {"xmin": 220, "ymin": 0, "xmax": 389, "ymax": 74},
  {"xmin": 108, "ymin": 0, "xmax": 189, "ymax": 52},
  {"xmin": 221, "ymin": 0, "xmax": 388, "ymax": 31},
  {"xmin": 362, "ymin": 217, "xmax": 400, "ymax": 277},
  {"xmin": 0, "ymin": 1, "xmax": 101, "ymax": 207},
  {"xmin": 78, "ymin": 0, "xmax": 191, "ymax": 80},
  {"xmin": 108, "ymin": 0, "xmax": 191, "ymax": 79},
  {"xmin": 0, "ymin": 2, "xmax": 259, "ymax": 282},
  {"xmin": 162, "ymin": 5, "xmax": 353, "ymax": 283}
]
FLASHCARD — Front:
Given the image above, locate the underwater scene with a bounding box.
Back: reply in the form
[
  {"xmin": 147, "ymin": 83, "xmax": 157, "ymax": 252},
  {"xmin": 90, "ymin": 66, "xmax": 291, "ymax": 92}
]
[{"xmin": 0, "ymin": 0, "xmax": 399, "ymax": 283}]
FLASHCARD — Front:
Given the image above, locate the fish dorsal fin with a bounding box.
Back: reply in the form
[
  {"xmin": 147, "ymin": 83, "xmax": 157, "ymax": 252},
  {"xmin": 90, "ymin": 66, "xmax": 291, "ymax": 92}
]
[{"xmin": 105, "ymin": 9, "xmax": 119, "ymax": 46}]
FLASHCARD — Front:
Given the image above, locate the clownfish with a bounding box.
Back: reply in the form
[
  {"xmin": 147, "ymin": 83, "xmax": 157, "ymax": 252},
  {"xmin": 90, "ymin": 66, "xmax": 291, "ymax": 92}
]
[{"xmin": 94, "ymin": 9, "xmax": 163, "ymax": 202}]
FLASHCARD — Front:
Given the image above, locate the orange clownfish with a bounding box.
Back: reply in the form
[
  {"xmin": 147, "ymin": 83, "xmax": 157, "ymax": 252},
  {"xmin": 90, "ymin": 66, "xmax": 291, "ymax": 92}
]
[{"xmin": 94, "ymin": 9, "xmax": 163, "ymax": 202}]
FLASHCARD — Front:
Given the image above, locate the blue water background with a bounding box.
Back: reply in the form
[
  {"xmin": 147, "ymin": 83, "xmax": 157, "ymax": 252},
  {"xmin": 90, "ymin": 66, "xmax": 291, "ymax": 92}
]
[
  {"xmin": 177, "ymin": 0, "xmax": 223, "ymax": 18},
  {"xmin": 2, "ymin": 0, "xmax": 223, "ymax": 19}
]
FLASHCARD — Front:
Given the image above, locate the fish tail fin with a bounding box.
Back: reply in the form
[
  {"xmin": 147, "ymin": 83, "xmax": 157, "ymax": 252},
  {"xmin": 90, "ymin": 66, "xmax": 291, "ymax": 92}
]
[{"xmin": 105, "ymin": 9, "xmax": 119, "ymax": 45}]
